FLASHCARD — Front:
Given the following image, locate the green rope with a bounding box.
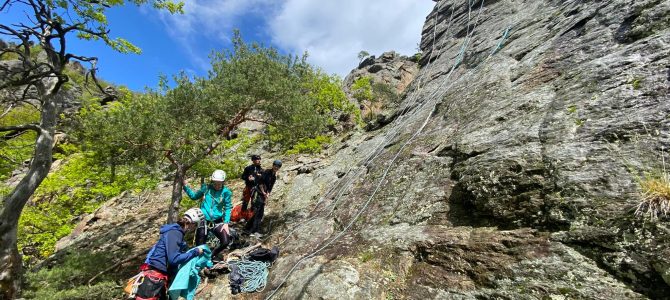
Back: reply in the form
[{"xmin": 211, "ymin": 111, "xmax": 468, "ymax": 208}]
[{"xmin": 229, "ymin": 259, "xmax": 271, "ymax": 293}]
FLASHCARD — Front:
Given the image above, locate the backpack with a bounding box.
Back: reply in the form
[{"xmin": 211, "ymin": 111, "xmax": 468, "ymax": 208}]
[{"xmin": 247, "ymin": 246, "xmax": 280, "ymax": 263}]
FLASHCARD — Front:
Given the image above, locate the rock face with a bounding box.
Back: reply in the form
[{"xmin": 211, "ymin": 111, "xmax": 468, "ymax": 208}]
[
  {"xmin": 343, "ymin": 51, "xmax": 420, "ymax": 130},
  {"xmin": 343, "ymin": 51, "xmax": 420, "ymax": 96},
  {"xmin": 259, "ymin": 0, "xmax": 669, "ymax": 299},
  {"xmin": 46, "ymin": 0, "xmax": 670, "ymax": 299}
]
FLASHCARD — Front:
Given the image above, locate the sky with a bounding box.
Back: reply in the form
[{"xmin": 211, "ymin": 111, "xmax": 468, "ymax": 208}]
[{"xmin": 1, "ymin": 0, "xmax": 435, "ymax": 91}]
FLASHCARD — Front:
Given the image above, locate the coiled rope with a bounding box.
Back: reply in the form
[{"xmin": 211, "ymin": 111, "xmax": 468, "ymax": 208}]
[{"xmin": 229, "ymin": 259, "xmax": 271, "ymax": 293}]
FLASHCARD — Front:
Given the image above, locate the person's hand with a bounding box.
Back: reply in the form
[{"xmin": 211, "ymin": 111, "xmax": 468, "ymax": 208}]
[
  {"xmin": 182, "ymin": 178, "xmax": 188, "ymax": 186},
  {"xmin": 221, "ymin": 223, "xmax": 230, "ymax": 235},
  {"xmin": 195, "ymin": 247, "xmax": 204, "ymax": 256},
  {"xmin": 248, "ymin": 175, "xmax": 254, "ymax": 181}
]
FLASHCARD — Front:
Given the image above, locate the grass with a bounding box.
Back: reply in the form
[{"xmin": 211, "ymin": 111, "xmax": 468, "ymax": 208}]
[{"xmin": 636, "ymin": 172, "xmax": 670, "ymax": 221}]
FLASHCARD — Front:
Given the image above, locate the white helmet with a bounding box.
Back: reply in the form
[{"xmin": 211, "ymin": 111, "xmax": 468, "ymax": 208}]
[
  {"xmin": 211, "ymin": 169, "xmax": 226, "ymax": 182},
  {"xmin": 184, "ymin": 208, "xmax": 204, "ymax": 223}
]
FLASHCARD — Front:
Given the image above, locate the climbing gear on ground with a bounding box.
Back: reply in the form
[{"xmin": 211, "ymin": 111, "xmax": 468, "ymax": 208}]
[
  {"xmin": 228, "ymin": 259, "xmax": 271, "ymax": 293},
  {"xmin": 229, "ymin": 264, "xmax": 244, "ymax": 295},
  {"xmin": 211, "ymin": 169, "xmax": 226, "ymax": 182},
  {"xmin": 247, "ymin": 246, "xmax": 279, "ymax": 263},
  {"xmin": 272, "ymin": 160, "xmax": 282, "ymax": 167},
  {"xmin": 231, "ymin": 204, "xmax": 255, "ymax": 223},
  {"xmin": 184, "ymin": 208, "xmax": 204, "ymax": 224}
]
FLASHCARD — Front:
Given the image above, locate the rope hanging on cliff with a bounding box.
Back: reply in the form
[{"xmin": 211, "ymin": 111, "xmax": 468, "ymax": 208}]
[
  {"xmin": 267, "ymin": 0, "xmax": 520, "ymax": 297},
  {"xmin": 266, "ymin": 1, "xmax": 489, "ymax": 299},
  {"xmin": 275, "ymin": 3, "xmax": 456, "ymax": 248}
]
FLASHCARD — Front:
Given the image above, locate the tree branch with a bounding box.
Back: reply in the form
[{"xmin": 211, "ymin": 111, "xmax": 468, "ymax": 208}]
[
  {"xmin": 184, "ymin": 108, "xmax": 250, "ymax": 169},
  {"xmin": 0, "ymin": 123, "xmax": 41, "ymax": 133},
  {"xmin": 243, "ymin": 116, "xmax": 272, "ymax": 125}
]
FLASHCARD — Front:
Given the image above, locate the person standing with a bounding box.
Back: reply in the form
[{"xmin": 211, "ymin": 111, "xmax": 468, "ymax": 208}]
[
  {"xmin": 183, "ymin": 169, "xmax": 233, "ymax": 260},
  {"xmin": 245, "ymin": 160, "xmax": 282, "ymax": 237},
  {"xmin": 240, "ymin": 155, "xmax": 263, "ymax": 211}
]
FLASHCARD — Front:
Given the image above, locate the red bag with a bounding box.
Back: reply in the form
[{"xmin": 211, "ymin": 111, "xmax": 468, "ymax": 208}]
[{"xmin": 231, "ymin": 204, "xmax": 254, "ymax": 222}]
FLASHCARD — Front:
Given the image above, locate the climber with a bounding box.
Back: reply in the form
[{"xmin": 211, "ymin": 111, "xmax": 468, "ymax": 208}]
[
  {"xmin": 241, "ymin": 154, "xmax": 263, "ymax": 211},
  {"xmin": 135, "ymin": 208, "xmax": 205, "ymax": 300},
  {"xmin": 245, "ymin": 159, "xmax": 282, "ymax": 237},
  {"xmin": 182, "ymin": 169, "xmax": 233, "ymax": 260}
]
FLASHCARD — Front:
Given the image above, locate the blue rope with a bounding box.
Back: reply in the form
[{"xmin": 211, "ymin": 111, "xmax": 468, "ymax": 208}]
[
  {"xmin": 491, "ymin": 25, "xmax": 512, "ymax": 55},
  {"xmin": 229, "ymin": 259, "xmax": 271, "ymax": 293}
]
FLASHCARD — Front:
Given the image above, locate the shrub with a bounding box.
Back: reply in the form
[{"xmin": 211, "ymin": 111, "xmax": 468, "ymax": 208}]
[
  {"xmin": 352, "ymin": 76, "xmax": 373, "ymax": 103},
  {"xmin": 636, "ymin": 172, "xmax": 670, "ymax": 221},
  {"xmin": 286, "ymin": 135, "xmax": 332, "ymax": 155},
  {"xmin": 18, "ymin": 152, "xmax": 159, "ymax": 262},
  {"xmin": 23, "ymin": 251, "xmax": 126, "ymax": 300}
]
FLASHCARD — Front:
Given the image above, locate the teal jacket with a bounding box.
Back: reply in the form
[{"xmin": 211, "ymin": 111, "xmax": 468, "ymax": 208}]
[
  {"xmin": 168, "ymin": 245, "xmax": 213, "ymax": 300},
  {"xmin": 183, "ymin": 183, "xmax": 233, "ymax": 223}
]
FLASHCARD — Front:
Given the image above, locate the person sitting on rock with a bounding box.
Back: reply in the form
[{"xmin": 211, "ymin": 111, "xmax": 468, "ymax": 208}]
[
  {"xmin": 241, "ymin": 154, "xmax": 263, "ymax": 211},
  {"xmin": 182, "ymin": 169, "xmax": 233, "ymax": 260},
  {"xmin": 245, "ymin": 159, "xmax": 282, "ymax": 237},
  {"xmin": 136, "ymin": 208, "xmax": 204, "ymax": 300}
]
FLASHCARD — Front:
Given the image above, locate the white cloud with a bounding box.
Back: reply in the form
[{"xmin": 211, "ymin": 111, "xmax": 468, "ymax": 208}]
[
  {"xmin": 155, "ymin": 0, "xmax": 435, "ymax": 76},
  {"xmin": 269, "ymin": 0, "xmax": 434, "ymax": 76}
]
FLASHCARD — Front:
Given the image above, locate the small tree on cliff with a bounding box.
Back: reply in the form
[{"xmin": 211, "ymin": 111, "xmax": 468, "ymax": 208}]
[
  {"xmin": 79, "ymin": 32, "xmax": 334, "ymax": 223},
  {"xmin": 0, "ymin": 0, "xmax": 182, "ymax": 297}
]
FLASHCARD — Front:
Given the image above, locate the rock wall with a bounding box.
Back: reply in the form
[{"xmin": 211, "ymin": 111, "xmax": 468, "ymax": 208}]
[
  {"xmin": 45, "ymin": 0, "xmax": 670, "ymax": 299},
  {"xmin": 259, "ymin": 0, "xmax": 670, "ymax": 299}
]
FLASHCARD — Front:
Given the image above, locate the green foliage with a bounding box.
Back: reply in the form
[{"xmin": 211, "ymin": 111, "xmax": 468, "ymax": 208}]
[
  {"xmin": 630, "ymin": 77, "xmax": 643, "ymax": 90},
  {"xmin": 191, "ymin": 132, "xmax": 259, "ymax": 180},
  {"xmin": 23, "ymin": 251, "xmax": 125, "ymax": 300},
  {"xmin": 359, "ymin": 249, "xmax": 374, "ymax": 262},
  {"xmin": 286, "ymin": 135, "xmax": 332, "ymax": 155},
  {"xmin": 352, "ymin": 76, "xmax": 373, "ymax": 102},
  {"xmin": 79, "ymin": 31, "xmax": 340, "ymax": 175},
  {"xmin": 18, "ymin": 153, "xmax": 159, "ymax": 261},
  {"xmin": 0, "ymin": 105, "xmax": 40, "ymax": 179},
  {"xmin": 372, "ymin": 82, "xmax": 399, "ymax": 104}
]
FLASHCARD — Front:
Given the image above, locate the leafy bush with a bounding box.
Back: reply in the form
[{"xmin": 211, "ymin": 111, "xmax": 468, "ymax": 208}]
[
  {"xmin": 23, "ymin": 251, "xmax": 125, "ymax": 300},
  {"xmin": 18, "ymin": 152, "xmax": 159, "ymax": 261},
  {"xmin": 352, "ymin": 76, "xmax": 373, "ymax": 102},
  {"xmin": 286, "ymin": 135, "xmax": 332, "ymax": 155}
]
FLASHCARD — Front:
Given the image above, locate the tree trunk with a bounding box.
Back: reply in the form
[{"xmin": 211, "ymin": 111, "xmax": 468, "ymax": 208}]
[
  {"xmin": 167, "ymin": 166, "xmax": 186, "ymax": 223},
  {"xmin": 0, "ymin": 93, "xmax": 58, "ymax": 299}
]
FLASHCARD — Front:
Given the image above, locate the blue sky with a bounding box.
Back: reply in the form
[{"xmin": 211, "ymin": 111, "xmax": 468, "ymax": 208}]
[{"xmin": 1, "ymin": 0, "xmax": 434, "ymax": 91}]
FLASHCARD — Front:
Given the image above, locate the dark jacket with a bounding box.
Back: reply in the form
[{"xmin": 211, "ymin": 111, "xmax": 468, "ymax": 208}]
[
  {"xmin": 145, "ymin": 224, "xmax": 199, "ymax": 277},
  {"xmin": 259, "ymin": 169, "xmax": 277, "ymax": 195},
  {"xmin": 241, "ymin": 164, "xmax": 263, "ymax": 187}
]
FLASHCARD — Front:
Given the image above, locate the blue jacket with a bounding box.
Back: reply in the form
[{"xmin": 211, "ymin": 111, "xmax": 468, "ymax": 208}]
[
  {"xmin": 145, "ymin": 224, "xmax": 199, "ymax": 277},
  {"xmin": 183, "ymin": 184, "xmax": 233, "ymax": 223},
  {"xmin": 168, "ymin": 245, "xmax": 213, "ymax": 300}
]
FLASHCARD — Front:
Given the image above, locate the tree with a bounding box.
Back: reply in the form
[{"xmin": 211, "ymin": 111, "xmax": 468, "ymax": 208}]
[
  {"xmin": 0, "ymin": 0, "xmax": 181, "ymax": 297},
  {"xmin": 79, "ymin": 32, "xmax": 345, "ymax": 224},
  {"xmin": 357, "ymin": 50, "xmax": 370, "ymax": 62}
]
